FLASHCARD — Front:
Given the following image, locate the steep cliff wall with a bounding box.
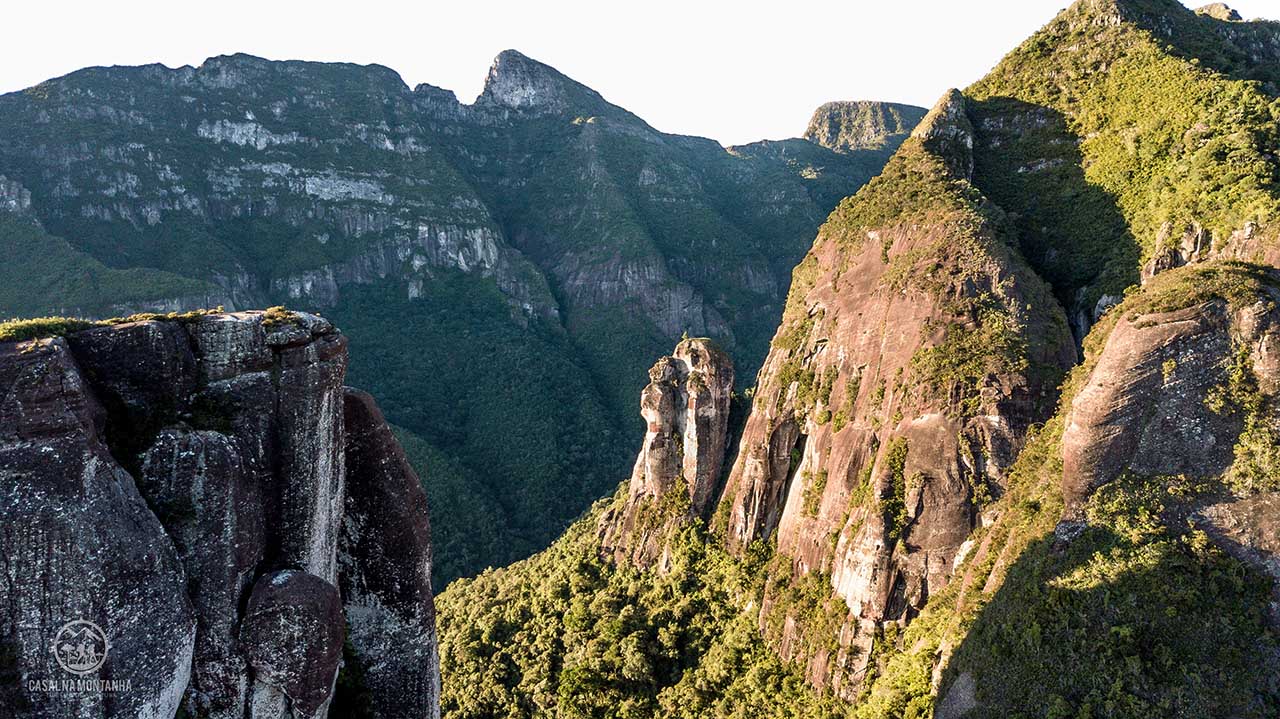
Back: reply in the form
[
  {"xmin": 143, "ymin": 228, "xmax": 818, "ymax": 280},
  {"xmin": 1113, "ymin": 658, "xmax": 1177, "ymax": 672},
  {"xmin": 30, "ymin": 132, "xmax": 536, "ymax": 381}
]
[
  {"xmin": 0, "ymin": 310, "xmax": 438, "ymax": 719},
  {"xmin": 855, "ymin": 263, "xmax": 1280, "ymax": 718},
  {"xmin": 711, "ymin": 90, "xmax": 1076, "ymax": 697},
  {"xmin": 432, "ymin": 2, "xmax": 1280, "ymax": 716}
]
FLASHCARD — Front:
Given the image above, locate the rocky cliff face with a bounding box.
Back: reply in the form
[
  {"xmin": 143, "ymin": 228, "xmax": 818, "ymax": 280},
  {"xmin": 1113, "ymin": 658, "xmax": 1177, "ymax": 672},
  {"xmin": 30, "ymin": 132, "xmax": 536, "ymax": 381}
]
[
  {"xmin": 868, "ymin": 263, "xmax": 1280, "ymax": 717},
  {"xmin": 430, "ymin": 1, "xmax": 1280, "ymax": 715},
  {"xmin": 0, "ymin": 311, "xmax": 438, "ymax": 719},
  {"xmin": 1059, "ymin": 262, "xmax": 1280, "ymax": 580},
  {"xmin": 709, "ymin": 90, "xmax": 1077, "ymax": 697},
  {"xmin": 598, "ymin": 338, "xmax": 734, "ymax": 567}
]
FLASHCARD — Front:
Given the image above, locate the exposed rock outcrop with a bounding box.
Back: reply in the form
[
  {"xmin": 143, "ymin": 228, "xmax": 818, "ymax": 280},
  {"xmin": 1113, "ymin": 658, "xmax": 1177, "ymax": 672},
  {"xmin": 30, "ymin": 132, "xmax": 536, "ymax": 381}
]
[
  {"xmin": 139, "ymin": 429, "xmax": 263, "ymax": 717},
  {"xmin": 599, "ymin": 338, "xmax": 735, "ymax": 567},
  {"xmin": 476, "ymin": 49, "xmax": 617, "ymax": 118},
  {"xmin": 714, "ymin": 90, "xmax": 1077, "ymax": 697},
  {"xmin": 0, "ymin": 336, "xmax": 196, "ymax": 719},
  {"xmin": 911, "ymin": 89, "xmax": 975, "ymax": 180},
  {"xmin": 242, "ymin": 571, "xmax": 345, "ymax": 719},
  {"xmin": 1062, "ymin": 266, "xmax": 1280, "ymax": 509},
  {"xmin": 1197, "ymin": 2, "xmax": 1243, "ymax": 21},
  {"xmin": 1060, "ymin": 263, "xmax": 1280, "ymax": 587},
  {"xmin": 0, "ymin": 173, "xmax": 32, "ymax": 216},
  {"xmin": 0, "ymin": 311, "xmax": 439, "ymax": 719}
]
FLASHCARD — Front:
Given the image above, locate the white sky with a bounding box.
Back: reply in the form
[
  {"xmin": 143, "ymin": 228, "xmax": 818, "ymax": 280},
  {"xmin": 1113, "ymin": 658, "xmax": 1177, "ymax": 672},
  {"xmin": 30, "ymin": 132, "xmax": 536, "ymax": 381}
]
[{"xmin": 3, "ymin": 0, "xmax": 1275, "ymax": 145}]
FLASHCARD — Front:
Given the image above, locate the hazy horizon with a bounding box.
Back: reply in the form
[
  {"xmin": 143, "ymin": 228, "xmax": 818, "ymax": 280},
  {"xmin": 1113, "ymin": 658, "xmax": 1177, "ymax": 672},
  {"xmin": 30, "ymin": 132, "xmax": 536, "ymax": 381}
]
[{"xmin": 6, "ymin": 0, "xmax": 1275, "ymax": 145}]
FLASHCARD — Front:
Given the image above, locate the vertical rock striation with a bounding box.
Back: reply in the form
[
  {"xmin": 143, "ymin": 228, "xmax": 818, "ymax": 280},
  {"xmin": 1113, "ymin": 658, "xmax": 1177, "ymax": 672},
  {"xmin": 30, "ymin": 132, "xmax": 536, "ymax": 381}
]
[
  {"xmin": 599, "ymin": 338, "xmax": 735, "ymax": 568},
  {"xmin": 340, "ymin": 389, "xmax": 441, "ymax": 719},
  {"xmin": 0, "ymin": 310, "xmax": 439, "ymax": 719}
]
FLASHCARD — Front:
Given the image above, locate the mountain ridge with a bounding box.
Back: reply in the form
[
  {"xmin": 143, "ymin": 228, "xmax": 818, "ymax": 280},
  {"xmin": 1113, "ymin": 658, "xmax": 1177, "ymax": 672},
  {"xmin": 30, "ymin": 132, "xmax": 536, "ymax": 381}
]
[
  {"xmin": 436, "ymin": 1, "xmax": 1280, "ymax": 716},
  {"xmin": 0, "ymin": 49, "xmax": 915, "ymax": 586}
]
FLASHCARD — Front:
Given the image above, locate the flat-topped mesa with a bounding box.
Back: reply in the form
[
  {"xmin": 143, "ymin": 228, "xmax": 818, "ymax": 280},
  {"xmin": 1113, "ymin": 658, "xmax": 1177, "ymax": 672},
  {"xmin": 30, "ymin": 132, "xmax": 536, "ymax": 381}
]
[
  {"xmin": 803, "ymin": 101, "xmax": 927, "ymax": 154},
  {"xmin": 1197, "ymin": 2, "xmax": 1243, "ymax": 21},
  {"xmin": 0, "ymin": 310, "xmax": 439, "ymax": 719},
  {"xmin": 599, "ymin": 338, "xmax": 734, "ymax": 568}
]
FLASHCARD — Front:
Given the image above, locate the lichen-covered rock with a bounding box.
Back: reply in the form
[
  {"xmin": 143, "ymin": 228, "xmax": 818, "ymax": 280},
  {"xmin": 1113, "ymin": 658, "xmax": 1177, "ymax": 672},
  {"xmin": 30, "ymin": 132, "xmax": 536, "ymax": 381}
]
[
  {"xmin": 599, "ymin": 338, "xmax": 735, "ymax": 567},
  {"xmin": 911, "ymin": 89, "xmax": 976, "ymax": 180},
  {"xmin": 241, "ymin": 571, "xmax": 344, "ymax": 719},
  {"xmin": 340, "ymin": 389, "xmax": 440, "ymax": 719},
  {"xmin": 0, "ymin": 310, "xmax": 439, "ymax": 719},
  {"xmin": 139, "ymin": 429, "xmax": 264, "ymax": 718},
  {"xmin": 0, "ymin": 338, "xmax": 196, "ymax": 718}
]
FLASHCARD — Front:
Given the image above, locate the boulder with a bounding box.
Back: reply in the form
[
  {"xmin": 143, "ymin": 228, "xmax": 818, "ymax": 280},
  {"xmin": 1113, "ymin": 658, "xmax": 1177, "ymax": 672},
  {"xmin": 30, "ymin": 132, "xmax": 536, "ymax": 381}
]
[
  {"xmin": 340, "ymin": 389, "xmax": 440, "ymax": 719},
  {"xmin": 241, "ymin": 571, "xmax": 344, "ymax": 719}
]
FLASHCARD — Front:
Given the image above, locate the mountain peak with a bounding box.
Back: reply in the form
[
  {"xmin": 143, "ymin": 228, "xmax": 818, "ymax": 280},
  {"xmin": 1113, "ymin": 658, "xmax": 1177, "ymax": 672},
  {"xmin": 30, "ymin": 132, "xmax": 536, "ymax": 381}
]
[
  {"xmin": 911, "ymin": 89, "xmax": 975, "ymax": 179},
  {"xmin": 803, "ymin": 101, "xmax": 926, "ymax": 154},
  {"xmin": 478, "ymin": 49, "xmax": 605, "ymax": 115}
]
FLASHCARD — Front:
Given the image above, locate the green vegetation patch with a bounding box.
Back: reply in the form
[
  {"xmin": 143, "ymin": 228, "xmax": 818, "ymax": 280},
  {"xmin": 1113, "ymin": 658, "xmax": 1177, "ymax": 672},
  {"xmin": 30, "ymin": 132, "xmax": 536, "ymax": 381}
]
[
  {"xmin": 1204, "ymin": 341, "xmax": 1280, "ymax": 494},
  {"xmin": 968, "ymin": 0, "xmax": 1280, "ymax": 307},
  {"xmin": 0, "ymin": 307, "xmax": 226, "ymax": 343},
  {"xmin": 437, "ymin": 507, "xmax": 846, "ymax": 719},
  {"xmin": 0, "ymin": 317, "xmax": 101, "ymax": 343},
  {"xmin": 880, "ymin": 438, "xmax": 912, "ymax": 542}
]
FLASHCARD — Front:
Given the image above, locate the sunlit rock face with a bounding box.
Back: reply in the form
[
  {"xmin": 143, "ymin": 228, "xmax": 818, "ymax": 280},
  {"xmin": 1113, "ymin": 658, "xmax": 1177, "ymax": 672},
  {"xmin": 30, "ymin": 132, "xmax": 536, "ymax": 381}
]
[
  {"xmin": 713, "ymin": 90, "xmax": 1077, "ymax": 698},
  {"xmin": 599, "ymin": 338, "xmax": 735, "ymax": 568},
  {"xmin": 0, "ymin": 311, "xmax": 438, "ymax": 719},
  {"xmin": 1059, "ymin": 267, "xmax": 1280, "ymax": 616}
]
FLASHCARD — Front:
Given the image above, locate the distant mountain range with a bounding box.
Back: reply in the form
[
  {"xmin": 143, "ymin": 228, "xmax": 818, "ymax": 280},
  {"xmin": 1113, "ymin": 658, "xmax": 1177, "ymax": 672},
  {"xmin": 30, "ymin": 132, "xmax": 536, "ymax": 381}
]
[{"xmin": 0, "ymin": 50, "xmax": 919, "ymax": 584}]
